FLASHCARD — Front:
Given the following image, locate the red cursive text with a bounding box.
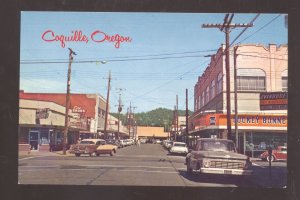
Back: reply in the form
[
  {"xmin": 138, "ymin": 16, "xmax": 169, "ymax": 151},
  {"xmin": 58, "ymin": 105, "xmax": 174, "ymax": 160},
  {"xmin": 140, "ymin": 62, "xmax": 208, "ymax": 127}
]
[
  {"xmin": 42, "ymin": 30, "xmax": 89, "ymax": 48},
  {"xmin": 90, "ymin": 30, "xmax": 132, "ymax": 48}
]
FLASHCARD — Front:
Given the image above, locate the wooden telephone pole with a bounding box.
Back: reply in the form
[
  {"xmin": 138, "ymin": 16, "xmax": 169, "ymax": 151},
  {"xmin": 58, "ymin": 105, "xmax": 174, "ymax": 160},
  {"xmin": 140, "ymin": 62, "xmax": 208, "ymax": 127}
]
[
  {"xmin": 63, "ymin": 48, "xmax": 76, "ymax": 155},
  {"xmin": 202, "ymin": 13, "xmax": 253, "ymax": 140},
  {"xmin": 104, "ymin": 71, "xmax": 111, "ymax": 139}
]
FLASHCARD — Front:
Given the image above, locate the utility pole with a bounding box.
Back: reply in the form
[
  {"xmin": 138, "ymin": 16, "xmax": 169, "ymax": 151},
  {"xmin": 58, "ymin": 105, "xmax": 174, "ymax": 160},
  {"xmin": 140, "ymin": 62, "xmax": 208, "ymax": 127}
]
[
  {"xmin": 128, "ymin": 102, "xmax": 132, "ymax": 138},
  {"xmin": 202, "ymin": 13, "xmax": 253, "ymax": 140},
  {"xmin": 132, "ymin": 106, "xmax": 137, "ymax": 139},
  {"xmin": 175, "ymin": 95, "xmax": 178, "ymax": 141},
  {"xmin": 104, "ymin": 71, "xmax": 111, "ymax": 140},
  {"xmin": 234, "ymin": 46, "xmax": 239, "ymax": 151},
  {"xmin": 185, "ymin": 89, "xmax": 189, "ymax": 145},
  {"xmin": 63, "ymin": 48, "xmax": 76, "ymax": 155},
  {"xmin": 116, "ymin": 88, "xmax": 124, "ymax": 140}
]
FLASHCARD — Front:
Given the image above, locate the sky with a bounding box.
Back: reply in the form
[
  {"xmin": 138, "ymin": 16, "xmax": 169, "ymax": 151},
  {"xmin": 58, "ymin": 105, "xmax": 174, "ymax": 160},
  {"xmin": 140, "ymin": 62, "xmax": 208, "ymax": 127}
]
[{"xmin": 20, "ymin": 12, "xmax": 288, "ymax": 113}]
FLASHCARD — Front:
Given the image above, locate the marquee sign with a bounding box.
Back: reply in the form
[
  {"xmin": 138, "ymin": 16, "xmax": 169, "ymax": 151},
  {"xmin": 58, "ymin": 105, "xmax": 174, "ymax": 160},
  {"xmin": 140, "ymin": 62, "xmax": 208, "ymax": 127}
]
[{"xmin": 260, "ymin": 92, "xmax": 288, "ymax": 110}]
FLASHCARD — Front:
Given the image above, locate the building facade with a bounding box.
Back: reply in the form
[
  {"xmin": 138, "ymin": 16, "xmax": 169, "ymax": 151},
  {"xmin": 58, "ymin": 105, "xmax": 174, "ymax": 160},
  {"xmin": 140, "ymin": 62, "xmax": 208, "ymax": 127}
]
[
  {"xmin": 189, "ymin": 44, "xmax": 288, "ymax": 157},
  {"xmin": 19, "ymin": 91, "xmax": 128, "ymax": 151}
]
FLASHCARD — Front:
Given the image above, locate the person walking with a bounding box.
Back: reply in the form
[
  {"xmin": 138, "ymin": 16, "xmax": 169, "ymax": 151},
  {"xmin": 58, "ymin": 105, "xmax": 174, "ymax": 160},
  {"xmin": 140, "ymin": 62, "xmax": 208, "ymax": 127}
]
[{"xmin": 137, "ymin": 139, "xmax": 140, "ymax": 147}]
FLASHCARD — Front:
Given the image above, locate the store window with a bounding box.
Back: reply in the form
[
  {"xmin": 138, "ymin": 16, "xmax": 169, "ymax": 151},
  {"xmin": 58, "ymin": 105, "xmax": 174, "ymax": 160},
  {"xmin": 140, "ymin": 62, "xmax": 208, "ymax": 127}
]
[
  {"xmin": 39, "ymin": 129, "xmax": 50, "ymax": 144},
  {"xmin": 245, "ymin": 132, "xmax": 287, "ymax": 157}
]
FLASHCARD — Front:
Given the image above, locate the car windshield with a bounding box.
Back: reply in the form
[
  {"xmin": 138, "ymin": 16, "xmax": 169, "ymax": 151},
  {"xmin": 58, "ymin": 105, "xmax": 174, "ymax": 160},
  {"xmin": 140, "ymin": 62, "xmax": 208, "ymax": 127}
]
[
  {"xmin": 200, "ymin": 140, "xmax": 236, "ymax": 152},
  {"xmin": 174, "ymin": 143, "xmax": 186, "ymax": 147},
  {"xmin": 80, "ymin": 141, "xmax": 95, "ymax": 144}
]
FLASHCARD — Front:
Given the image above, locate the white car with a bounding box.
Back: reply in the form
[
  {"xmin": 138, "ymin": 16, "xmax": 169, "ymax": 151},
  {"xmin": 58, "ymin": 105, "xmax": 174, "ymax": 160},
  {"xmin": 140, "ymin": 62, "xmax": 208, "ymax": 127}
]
[{"xmin": 170, "ymin": 142, "xmax": 188, "ymax": 155}]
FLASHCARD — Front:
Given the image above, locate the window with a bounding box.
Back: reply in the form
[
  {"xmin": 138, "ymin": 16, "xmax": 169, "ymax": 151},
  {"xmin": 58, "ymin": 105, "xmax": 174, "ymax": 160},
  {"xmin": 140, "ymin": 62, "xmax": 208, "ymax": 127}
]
[
  {"xmin": 210, "ymin": 80, "xmax": 215, "ymax": 99},
  {"xmin": 199, "ymin": 94, "xmax": 202, "ymax": 108},
  {"xmin": 237, "ymin": 76, "xmax": 266, "ymax": 91},
  {"xmin": 217, "ymin": 73, "xmax": 223, "ymax": 94},
  {"xmin": 282, "ymin": 77, "xmax": 288, "ymax": 91},
  {"xmin": 198, "ymin": 95, "xmax": 201, "ymax": 109},
  {"xmin": 206, "ymin": 86, "xmax": 209, "ymax": 103},
  {"xmin": 202, "ymin": 91, "xmax": 205, "ymax": 106},
  {"xmin": 282, "ymin": 69, "xmax": 288, "ymax": 92},
  {"xmin": 237, "ymin": 68, "xmax": 266, "ymax": 91}
]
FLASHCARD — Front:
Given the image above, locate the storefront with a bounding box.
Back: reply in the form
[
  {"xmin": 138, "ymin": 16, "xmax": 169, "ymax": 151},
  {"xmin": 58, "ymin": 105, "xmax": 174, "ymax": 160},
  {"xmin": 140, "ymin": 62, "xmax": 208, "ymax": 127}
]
[
  {"xmin": 19, "ymin": 99, "xmax": 83, "ymax": 152},
  {"xmin": 188, "ymin": 113, "xmax": 287, "ymax": 157}
]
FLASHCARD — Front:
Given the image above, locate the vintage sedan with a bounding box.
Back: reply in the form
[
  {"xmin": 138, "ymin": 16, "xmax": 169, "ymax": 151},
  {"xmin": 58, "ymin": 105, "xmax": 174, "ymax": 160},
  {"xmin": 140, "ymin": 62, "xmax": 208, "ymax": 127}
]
[
  {"xmin": 185, "ymin": 138, "xmax": 252, "ymax": 176},
  {"xmin": 259, "ymin": 146, "xmax": 287, "ymax": 162},
  {"xmin": 169, "ymin": 142, "xmax": 188, "ymax": 155},
  {"xmin": 96, "ymin": 142, "xmax": 118, "ymax": 156},
  {"xmin": 69, "ymin": 139, "xmax": 117, "ymax": 157}
]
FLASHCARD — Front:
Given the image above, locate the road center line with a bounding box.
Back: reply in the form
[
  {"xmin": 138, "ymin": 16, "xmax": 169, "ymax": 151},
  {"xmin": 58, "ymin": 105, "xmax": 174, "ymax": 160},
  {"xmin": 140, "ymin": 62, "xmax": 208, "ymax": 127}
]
[
  {"xmin": 119, "ymin": 169, "xmax": 178, "ymax": 174},
  {"xmin": 81, "ymin": 164, "xmax": 174, "ymax": 169}
]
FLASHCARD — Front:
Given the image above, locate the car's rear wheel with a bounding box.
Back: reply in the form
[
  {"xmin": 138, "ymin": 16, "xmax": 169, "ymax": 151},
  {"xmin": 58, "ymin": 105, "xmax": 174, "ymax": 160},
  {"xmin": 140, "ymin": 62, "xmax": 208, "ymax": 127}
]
[{"xmin": 110, "ymin": 149, "xmax": 116, "ymax": 156}]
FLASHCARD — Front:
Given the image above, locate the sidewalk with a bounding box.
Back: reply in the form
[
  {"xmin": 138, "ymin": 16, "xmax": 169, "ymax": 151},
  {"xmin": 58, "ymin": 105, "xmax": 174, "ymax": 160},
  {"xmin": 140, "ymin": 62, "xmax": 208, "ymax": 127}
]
[{"xmin": 18, "ymin": 150, "xmax": 73, "ymax": 159}]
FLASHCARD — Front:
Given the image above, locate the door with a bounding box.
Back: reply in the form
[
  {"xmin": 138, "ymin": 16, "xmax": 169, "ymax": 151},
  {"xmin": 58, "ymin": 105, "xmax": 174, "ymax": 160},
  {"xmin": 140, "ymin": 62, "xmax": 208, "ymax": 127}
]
[{"xmin": 29, "ymin": 131, "xmax": 39, "ymax": 150}]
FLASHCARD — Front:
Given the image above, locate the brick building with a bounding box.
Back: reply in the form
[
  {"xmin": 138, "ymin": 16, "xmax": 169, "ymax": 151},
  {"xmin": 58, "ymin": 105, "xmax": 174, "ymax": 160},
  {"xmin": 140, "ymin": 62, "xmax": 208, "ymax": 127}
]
[{"xmin": 189, "ymin": 44, "xmax": 288, "ymax": 157}]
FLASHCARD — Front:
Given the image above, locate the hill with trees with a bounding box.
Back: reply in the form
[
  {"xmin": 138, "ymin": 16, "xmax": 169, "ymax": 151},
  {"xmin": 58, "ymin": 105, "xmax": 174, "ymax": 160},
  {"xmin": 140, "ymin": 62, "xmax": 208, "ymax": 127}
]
[{"xmin": 111, "ymin": 107, "xmax": 193, "ymax": 131}]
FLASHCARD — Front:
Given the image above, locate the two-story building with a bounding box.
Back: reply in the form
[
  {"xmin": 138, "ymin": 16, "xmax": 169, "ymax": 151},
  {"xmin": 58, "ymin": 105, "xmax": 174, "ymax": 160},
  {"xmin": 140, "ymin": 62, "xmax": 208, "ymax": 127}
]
[{"xmin": 189, "ymin": 44, "xmax": 288, "ymax": 157}]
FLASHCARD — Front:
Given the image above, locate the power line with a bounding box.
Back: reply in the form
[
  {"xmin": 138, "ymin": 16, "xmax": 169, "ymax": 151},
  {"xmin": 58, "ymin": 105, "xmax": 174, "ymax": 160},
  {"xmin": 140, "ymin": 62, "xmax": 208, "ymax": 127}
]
[
  {"xmin": 20, "ymin": 49, "xmax": 218, "ymax": 62},
  {"xmin": 236, "ymin": 14, "xmax": 282, "ymax": 45},
  {"xmin": 20, "ymin": 54, "xmax": 212, "ymax": 64}
]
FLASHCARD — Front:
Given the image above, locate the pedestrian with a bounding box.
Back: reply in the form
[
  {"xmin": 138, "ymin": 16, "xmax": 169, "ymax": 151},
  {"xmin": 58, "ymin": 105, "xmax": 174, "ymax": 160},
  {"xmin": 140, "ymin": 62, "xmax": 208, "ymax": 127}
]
[{"xmin": 137, "ymin": 139, "xmax": 140, "ymax": 147}]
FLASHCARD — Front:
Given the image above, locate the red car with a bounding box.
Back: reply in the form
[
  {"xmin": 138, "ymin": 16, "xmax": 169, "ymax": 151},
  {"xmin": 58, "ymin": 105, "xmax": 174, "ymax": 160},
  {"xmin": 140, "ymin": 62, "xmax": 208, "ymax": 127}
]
[{"xmin": 259, "ymin": 146, "xmax": 287, "ymax": 162}]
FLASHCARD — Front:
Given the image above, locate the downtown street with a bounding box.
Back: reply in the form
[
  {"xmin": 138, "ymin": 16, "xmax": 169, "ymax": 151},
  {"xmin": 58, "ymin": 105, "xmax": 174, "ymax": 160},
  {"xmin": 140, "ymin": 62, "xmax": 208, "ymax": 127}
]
[{"xmin": 19, "ymin": 143, "xmax": 287, "ymax": 188}]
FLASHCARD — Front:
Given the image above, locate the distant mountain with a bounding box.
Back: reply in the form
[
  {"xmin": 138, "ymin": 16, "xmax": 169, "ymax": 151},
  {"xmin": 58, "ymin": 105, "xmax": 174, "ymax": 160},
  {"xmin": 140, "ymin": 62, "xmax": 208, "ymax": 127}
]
[{"xmin": 111, "ymin": 107, "xmax": 193, "ymax": 131}]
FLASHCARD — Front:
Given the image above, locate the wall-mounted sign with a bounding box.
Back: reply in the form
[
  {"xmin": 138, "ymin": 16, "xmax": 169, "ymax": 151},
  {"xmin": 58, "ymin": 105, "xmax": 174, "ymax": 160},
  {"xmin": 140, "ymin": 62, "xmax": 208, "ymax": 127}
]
[
  {"xmin": 72, "ymin": 106, "xmax": 86, "ymax": 113},
  {"xmin": 36, "ymin": 108, "xmax": 49, "ymax": 119},
  {"xmin": 209, "ymin": 116, "xmax": 216, "ymax": 125},
  {"xmin": 260, "ymin": 92, "xmax": 288, "ymax": 110}
]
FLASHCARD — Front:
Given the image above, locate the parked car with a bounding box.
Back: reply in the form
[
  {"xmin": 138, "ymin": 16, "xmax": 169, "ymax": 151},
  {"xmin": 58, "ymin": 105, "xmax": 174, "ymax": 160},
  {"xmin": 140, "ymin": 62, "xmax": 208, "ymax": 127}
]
[
  {"xmin": 126, "ymin": 139, "xmax": 135, "ymax": 145},
  {"xmin": 119, "ymin": 140, "xmax": 127, "ymax": 148},
  {"xmin": 185, "ymin": 138, "xmax": 252, "ymax": 176},
  {"xmin": 165, "ymin": 141, "xmax": 173, "ymax": 149},
  {"xmin": 69, "ymin": 139, "xmax": 117, "ymax": 157},
  {"xmin": 259, "ymin": 146, "xmax": 287, "ymax": 162},
  {"xmin": 169, "ymin": 142, "xmax": 188, "ymax": 155},
  {"xmin": 155, "ymin": 139, "xmax": 162, "ymax": 144},
  {"xmin": 69, "ymin": 139, "xmax": 105, "ymax": 157},
  {"xmin": 140, "ymin": 138, "xmax": 147, "ymax": 144}
]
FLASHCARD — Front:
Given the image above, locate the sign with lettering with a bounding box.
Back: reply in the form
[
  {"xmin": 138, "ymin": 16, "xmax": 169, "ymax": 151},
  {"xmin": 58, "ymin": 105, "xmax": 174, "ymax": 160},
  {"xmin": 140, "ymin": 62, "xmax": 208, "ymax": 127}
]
[
  {"xmin": 193, "ymin": 113, "xmax": 287, "ymax": 129},
  {"xmin": 260, "ymin": 92, "xmax": 288, "ymax": 110},
  {"xmin": 72, "ymin": 106, "xmax": 86, "ymax": 114},
  {"xmin": 36, "ymin": 108, "xmax": 49, "ymax": 119}
]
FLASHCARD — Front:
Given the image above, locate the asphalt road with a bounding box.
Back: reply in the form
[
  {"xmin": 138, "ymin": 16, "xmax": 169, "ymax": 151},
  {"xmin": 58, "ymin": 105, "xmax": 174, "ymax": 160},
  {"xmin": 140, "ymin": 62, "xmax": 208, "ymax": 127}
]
[{"xmin": 18, "ymin": 143, "xmax": 287, "ymax": 187}]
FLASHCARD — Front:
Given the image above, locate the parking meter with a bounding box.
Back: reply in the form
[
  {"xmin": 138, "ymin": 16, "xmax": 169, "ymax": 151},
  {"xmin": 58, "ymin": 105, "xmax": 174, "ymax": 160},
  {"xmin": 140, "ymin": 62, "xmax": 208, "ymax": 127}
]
[{"xmin": 268, "ymin": 147, "xmax": 272, "ymax": 179}]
